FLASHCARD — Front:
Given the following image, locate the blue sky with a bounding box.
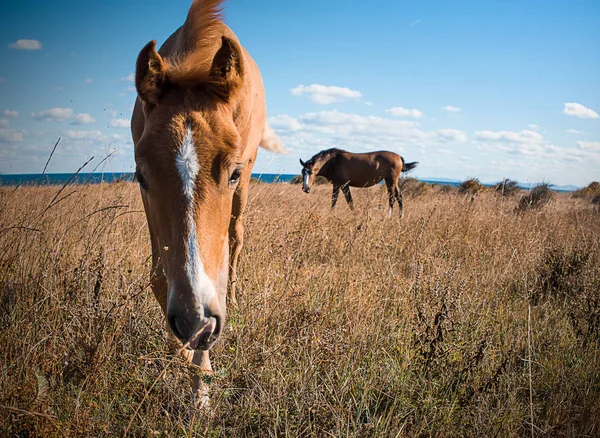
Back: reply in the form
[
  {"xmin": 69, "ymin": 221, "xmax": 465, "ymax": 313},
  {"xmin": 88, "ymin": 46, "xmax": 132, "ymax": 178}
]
[{"xmin": 1, "ymin": 0, "xmax": 599, "ymax": 186}]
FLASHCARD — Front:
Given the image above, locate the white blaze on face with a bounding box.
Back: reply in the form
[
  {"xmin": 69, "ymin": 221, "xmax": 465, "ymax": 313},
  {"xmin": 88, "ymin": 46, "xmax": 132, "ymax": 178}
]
[
  {"xmin": 174, "ymin": 126, "xmax": 215, "ymax": 306},
  {"xmin": 303, "ymin": 171, "xmax": 309, "ymax": 189}
]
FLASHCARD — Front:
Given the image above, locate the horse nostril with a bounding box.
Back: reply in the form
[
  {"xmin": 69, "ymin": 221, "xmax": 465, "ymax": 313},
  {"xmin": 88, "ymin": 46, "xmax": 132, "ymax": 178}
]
[
  {"xmin": 212, "ymin": 314, "xmax": 221, "ymax": 337},
  {"xmin": 169, "ymin": 315, "xmax": 185, "ymax": 341}
]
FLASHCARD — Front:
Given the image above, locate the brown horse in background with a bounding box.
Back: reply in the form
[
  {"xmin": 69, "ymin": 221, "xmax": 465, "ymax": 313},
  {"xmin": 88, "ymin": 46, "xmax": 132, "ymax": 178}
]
[
  {"xmin": 131, "ymin": 0, "xmax": 283, "ymax": 406},
  {"xmin": 299, "ymin": 149, "xmax": 417, "ymax": 217}
]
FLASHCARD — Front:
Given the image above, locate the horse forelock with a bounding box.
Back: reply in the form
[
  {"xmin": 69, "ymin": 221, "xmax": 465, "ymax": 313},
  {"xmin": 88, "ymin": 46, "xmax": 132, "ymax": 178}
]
[{"xmin": 165, "ymin": 0, "xmax": 242, "ymax": 96}]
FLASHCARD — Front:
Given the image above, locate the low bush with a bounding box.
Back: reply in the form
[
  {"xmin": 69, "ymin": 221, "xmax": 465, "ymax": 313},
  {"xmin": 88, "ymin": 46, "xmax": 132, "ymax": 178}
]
[
  {"xmin": 397, "ymin": 177, "xmax": 430, "ymax": 198},
  {"xmin": 572, "ymin": 181, "xmax": 600, "ymax": 200},
  {"xmin": 458, "ymin": 178, "xmax": 485, "ymax": 195},
  {"xmin": 493, "ymin": 178, "xmax": 521, "ymax": 197},
  {"xmin": 290, "ymin": 175, "xmax": 328, "ymax": 185},
  {"xmin": 517, "ymin": 183, "xmax": 555, "ymax": 211}
]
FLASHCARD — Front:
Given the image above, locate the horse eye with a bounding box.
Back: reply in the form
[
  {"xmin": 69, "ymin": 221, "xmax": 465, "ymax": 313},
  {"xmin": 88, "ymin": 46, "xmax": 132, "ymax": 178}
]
[
  {"xmin": 135, "ymin": 170, "xmax": 149, "ymax": 191},
  {"xmin": 229, "ymin": 167, "xmax": 243, "ymax": 186}
]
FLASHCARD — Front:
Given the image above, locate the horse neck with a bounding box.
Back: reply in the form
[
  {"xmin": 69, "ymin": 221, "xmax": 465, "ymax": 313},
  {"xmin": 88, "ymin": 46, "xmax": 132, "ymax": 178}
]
[{"xmin": 315, "ymin": 153, "xmax": 335, "ymax": 176}]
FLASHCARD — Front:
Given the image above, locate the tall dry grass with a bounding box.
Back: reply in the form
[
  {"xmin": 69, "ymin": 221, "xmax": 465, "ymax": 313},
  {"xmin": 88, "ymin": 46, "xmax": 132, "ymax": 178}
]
[{"xmin": 1, "ymin": 181, "xmax": 599, "ymax": 437}]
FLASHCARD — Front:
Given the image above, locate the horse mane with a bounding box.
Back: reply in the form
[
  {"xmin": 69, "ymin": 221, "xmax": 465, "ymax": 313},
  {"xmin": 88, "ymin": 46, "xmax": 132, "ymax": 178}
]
[
  {"xmin": 166, "ymin": 0, "xmax": 241, "ymax": 96},
  {"xmin": 311, "ymin": 148, "xmax": 344, "ymax": 165}
]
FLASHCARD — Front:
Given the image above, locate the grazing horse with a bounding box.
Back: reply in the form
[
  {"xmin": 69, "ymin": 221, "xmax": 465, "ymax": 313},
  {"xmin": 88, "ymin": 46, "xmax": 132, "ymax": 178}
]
[
  {"xmin": 299, "ymin": 148, "xmax": 417, "ymax": 217},
  {"xmin": 131, "ymin": 0, "xmax": 283, "ymax": 405}
]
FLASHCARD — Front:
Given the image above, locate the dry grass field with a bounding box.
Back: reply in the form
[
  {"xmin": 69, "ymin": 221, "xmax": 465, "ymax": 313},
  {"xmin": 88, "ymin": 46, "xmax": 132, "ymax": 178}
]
[{"xmin": 1, "ymin": 180, "xmax": 599, "ymax": 437}]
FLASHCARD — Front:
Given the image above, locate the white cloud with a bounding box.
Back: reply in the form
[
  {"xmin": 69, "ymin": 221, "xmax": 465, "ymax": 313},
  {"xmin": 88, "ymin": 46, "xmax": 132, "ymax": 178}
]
[
  {"xmin": 0, "ymin": 119, "xmax": 9, "ymax": 129},
  {"xmin": 8, "ymin": 39, "xmax": 42, "ymax": 50},
  {"xmin": 364, "ymin": 102, "xmax": 373, "ymax": 107},
  {"xmin": 64, "ymin": 129, "xmax": 106, "ymax": 140},
  {"xmin": 563, "ymin": 102, "xmax": 599, "ymax": 119},
  {"xmin": 72, "ymin": 113, "xmax": 96, "ymax": 125},
  {"xmin": 475, "ymin": 129, "xmax": 543, "ymax": 144},
  {"xmin": 567, "ymin": 129, "xmax": 586, "ymax": 135},
  {"xmin": 435, "ymin": 129, "xmax": 468, "ymax": 143},
  {"xmin": 268, "ymin": 114, "xmax": 302, "ymax": 132},
  {"xmin": 577, "ymin": 141, "xmax": 600, "ymax": 152},
  {"xmin": 3, "ymin": 109, "xmax": 18, "ymax": 118},
  {"xmin": 298, "ymin": 110, "xmax": 421, "ymax": 139},
  {"xmin": 0, "ymin": 129, "xmax": 23, "ymax": 142},
  {"xmin": 85, "ymin": 78, "xmax": 94, "ymax": 83},
  {"xmin": 267, "ymin": 110, "xmax": 469, "ymax": 160},
  {"xmin": 386, "ymin": 107, "xmax": 423, "ymax": 119},
  {"xmin": 111, "ymin": 118, "xmax": 131, "ymax": 128},
  {"xmin": 528, "ymin": 124, "xmax": 539, "ymax": 129},
  {"xmin": 269, "ymin": 111, "xmax": 470, "ymax": 151},
  {"xmin": 473, "ymin": 130, "xmax": 600, "ymax": 174},
  {"xmin": 121, "ymin": 73, "xmax": 135, "ymax": 83},
  {"xmin": 290, "ymin": 84, "xmax": 362, "ymax": 105},
  {"xmin": 32, "ymin": 107, "xmax": 73, "ymax": 122},
  {"xmin": 443, "ymin": 105, "xmax": 461, "ymax": 113}
]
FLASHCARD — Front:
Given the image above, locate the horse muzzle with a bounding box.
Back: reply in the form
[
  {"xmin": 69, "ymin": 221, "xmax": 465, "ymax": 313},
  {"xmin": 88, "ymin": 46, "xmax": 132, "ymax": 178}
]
[
  {"xmin": 168, "ymin": 312, "xmax": 221, "ymax": 351},
  {"xmin": 302, "ymin": 186, "xmax": 311, "ymax": 194}
]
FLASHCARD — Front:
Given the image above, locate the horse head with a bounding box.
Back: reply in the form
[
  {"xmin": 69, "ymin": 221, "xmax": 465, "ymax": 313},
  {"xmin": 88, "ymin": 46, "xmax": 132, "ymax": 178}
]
[{"xmin": 133, "ymin": 35, "xmax": 246, "ymax": 351}]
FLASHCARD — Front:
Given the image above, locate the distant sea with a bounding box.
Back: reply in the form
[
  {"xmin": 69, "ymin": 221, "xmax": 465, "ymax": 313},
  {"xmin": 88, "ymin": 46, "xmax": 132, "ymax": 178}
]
[
  {"xmin": 0, "ymin": 172, "xmax": 296, "ymax": 186},
  {"xmin": 0, "ymin": 173, "xmax": 578, "ymax": 192}
]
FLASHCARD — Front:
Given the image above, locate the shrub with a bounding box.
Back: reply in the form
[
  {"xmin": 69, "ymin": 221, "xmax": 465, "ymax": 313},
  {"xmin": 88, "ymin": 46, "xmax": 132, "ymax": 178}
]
[
  {"xmin": 517, "ymin": 183, "xmax": 555, "ymax": 211},
  {"xmin": 458, "ymin": 178, "xmax": 485, "ymax": 195},
  {"xmin": 289, "ymin": 175, "xmax": 328, "ymax": 185},
  {"xmin": 437, "ymin": 184, "xmax": 458, "ymax": 194},
  {"xmin": 493, "ymin": 179, "xmax": 521, "ymax": 197},
  {"xmin": 397, "ymin": 177, "xmax": 430, "ymax": 198},
  {"xmin": 572, "ymin": 181, "xmax": 600, "ymax": 200}
]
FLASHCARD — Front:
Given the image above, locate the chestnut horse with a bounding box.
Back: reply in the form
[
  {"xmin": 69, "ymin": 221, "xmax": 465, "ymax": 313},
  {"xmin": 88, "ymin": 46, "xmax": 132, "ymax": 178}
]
[
  {"xmin": 299, "ymin": 148, "xmax": 417, "ymax": 217},
  {"xmin": 131, "ymin": 0, "xmax": 283, "ymax": 405}
]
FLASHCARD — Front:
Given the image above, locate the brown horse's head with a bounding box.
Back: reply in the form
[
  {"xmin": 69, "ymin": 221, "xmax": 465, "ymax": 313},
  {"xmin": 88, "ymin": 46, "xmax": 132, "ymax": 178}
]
[
  {"xmin": 133, "ymin": 35, "xmax": 247, "ymax": 350},
  {"xmin": 299, "ymin": 158, "xmax": 316, "ymax": 193}
]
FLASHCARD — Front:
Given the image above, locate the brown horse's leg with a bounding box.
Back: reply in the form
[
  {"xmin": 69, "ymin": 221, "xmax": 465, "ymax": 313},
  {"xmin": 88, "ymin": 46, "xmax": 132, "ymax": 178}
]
[
  {"xmin": 395, "ymin": 186, "xmax": 404, "ymax": 218},
  {"xmin": 190, "ymin": 350, "xmax": 212, "ymax": 408},
  {"xmin": 156, "ymin": 267, "xmax": 212, "ymax": 408},
  {"xmin": 385, "ymin": 181, "xmax": 395, "ymax": 218},
  {"xmin": 165, "ymin": 334, "xmax": 212, "ymax": 408},
  {"xmin": 341, "ymin": 184, "xmax": 354, "ymax": 210},
  {"xmin": 331, "ymin": 184, "xmax": 340, "ymax": 208},
  {"xmin": 228, "ymin": 162, "xmax": 253, "ymax": 307},
  {"xmin": 228, "ymin": 151, "xmax": 257, "ymax": 306}
]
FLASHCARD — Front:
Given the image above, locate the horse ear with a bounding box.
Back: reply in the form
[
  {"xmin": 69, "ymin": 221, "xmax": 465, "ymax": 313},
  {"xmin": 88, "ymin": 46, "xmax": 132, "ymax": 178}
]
[
  {"xmin": 299, "ymin": 159, "xmax": 305, "ymax": 167},
  {"xmin": 135, "ymin": 40, "xmax": 167, "ymax": 105},
  {"xmin": 208, "ymin": 36, "xmax": 244, "ymax": 101}
]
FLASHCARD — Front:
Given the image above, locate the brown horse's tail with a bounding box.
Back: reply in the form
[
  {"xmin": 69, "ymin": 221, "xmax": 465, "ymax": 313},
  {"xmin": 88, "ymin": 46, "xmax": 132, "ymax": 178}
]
[{"xmin": 402, "ymin": 161, "xmax": 418, "ymax": 172}]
